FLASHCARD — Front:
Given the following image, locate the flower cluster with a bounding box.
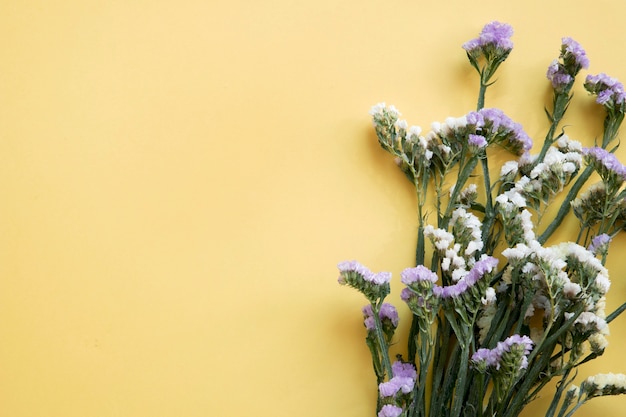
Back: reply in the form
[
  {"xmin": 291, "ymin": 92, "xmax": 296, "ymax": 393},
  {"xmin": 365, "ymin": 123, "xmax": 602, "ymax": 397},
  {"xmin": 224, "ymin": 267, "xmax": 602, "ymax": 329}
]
[
  {"xmin": 338, "ymin": 260, "xmax": 392, "ymax": 304},
  {"xmin": 471, "ymin": 334, "xmax": 534, "ymax": 372},
  {"xmin": 546, "ymin": 37, "xmax": 589, "ymax": 92},
  {"xmin": 585, "ymin": 73, "xmax": 626, "ymax": 107},
  {"xmin": 338, "ymin": 21, "xmax": 626, "ymax": 417}
]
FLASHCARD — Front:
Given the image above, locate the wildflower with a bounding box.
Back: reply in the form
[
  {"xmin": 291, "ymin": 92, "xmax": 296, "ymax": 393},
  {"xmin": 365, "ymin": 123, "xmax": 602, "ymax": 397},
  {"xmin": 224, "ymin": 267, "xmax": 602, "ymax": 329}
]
[
  {"xmin": 588, "ymin": 233, "xmax": 611, "ymax": 256},
  {"xmin": 401, "ymin": 265, "xmax": 438, "ymax": 286},
  {"xmin": 583, "ymin": 147, "xmax": 626, "ymax": 187},
  {"xmin": 585, "ymin": 73, "xmax": 626, "ymax": 107},
  {"xmin": 362, "ymin": 303, "xmax": 399, "ymax": 331},
  {"xmin": 338, "ymin": 261, "xmax": 391, "ymax": 302},
  {"xmin": 546, "ymin": 38, "xmax": 588, "ymax": 92},
  {"xmin": 481, "ymin": 287, "xmax": 497, "ymax": 305},
  {"xmin": 378, "ymin": 405, "xmax": 404, "ymax": 417},
  {"xmin": 468, "ymin": 133, "xmax": 488, "ymax": 150},
  {"xmin": 466, "ymin": 108, "xmax": 532, "ymax": 155},
  {"xmin": 562, "ymin": 37, "xmax": 589, "ymax": 71},
  {"xmin": 463, "ymin": 21, "xmax": 514, "ymax": 58},
  {"xmin": 370, "ymin": 103, "xmax": 402, "ymax": 149},
  {"xmin": 581, "ymin": 373, "xmax": 626, "ymax": 398},
  {"xmin": 471, "ymin": 334, "xmax": 534, "ymax": 373}
]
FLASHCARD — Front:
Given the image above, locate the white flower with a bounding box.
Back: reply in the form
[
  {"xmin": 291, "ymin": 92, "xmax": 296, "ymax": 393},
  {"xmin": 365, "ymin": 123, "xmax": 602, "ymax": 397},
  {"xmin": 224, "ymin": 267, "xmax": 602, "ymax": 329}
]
[
  {"xmin": 500, "ymin": 161, "xmax": 519, "ymax": 177},
  {"xmin": 395, "ymin": 119, "xmax": 408, "ymax": 130},
  {"xmin": 563, "ymin": 281, "xmax": 581, "ymax": 298},
  {"xmin": 369, "ymin": 102, "xmax": 387, "ymax": 116},
  {"xmin": 481, "ymin": 287, "xmax": 497, "ymax": 305},
  {"xmin": 589, "ymin": 333, "xmax": 609, "ymax": 353},
  {"xmin": 409, "ymin": 125, "xmax": 422, "ymax": 137}
]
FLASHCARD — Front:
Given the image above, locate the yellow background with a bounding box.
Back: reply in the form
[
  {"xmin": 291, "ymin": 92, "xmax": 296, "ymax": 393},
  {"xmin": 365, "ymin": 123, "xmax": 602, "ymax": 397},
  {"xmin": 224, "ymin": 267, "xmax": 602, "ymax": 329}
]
[{"xmin": 1, "ymin": 1, "xmax": 626, "ymax": 416}]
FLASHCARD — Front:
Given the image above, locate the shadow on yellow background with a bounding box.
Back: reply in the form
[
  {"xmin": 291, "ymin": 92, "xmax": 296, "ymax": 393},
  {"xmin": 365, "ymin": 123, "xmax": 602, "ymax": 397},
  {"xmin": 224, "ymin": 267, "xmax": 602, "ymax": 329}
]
[{"xmin": 1, "ymin": 1, "xmax": 625, "ymax": 416}]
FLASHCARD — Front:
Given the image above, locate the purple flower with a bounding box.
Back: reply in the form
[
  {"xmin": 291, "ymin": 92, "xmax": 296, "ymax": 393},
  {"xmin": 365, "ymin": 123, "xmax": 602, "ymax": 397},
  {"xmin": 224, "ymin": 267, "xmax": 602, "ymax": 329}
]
[
  {"xmin": 463, "ymin": 21, "xmax": 514, "ymax": 52},
  {"xmin": 583, "ymin": 146, "xmax": 626, "ymax": 182},
  {"xmin": 401, "ymin": 265, "xmax": 438, "ymax": 285},
  {"xmin": 469, "ymin": 134, "xmax": 488, "ymax": 148},
  {"xmin": 362, "ymin": 303, "xmax": 399, "ymax": 330},
  {"xmin": 471, "ymin": 348, "xmax": 499, "ymax": 368},
  {"xmin": 588, "ymin": 233, "xmax": 611, "ymax": 255},
  {"xmin": 379, "ymin": 376, "xmax": 414, "ymax": 396},
  {"xmin": 546, "ymin": 59, "xmax": 573, "ymax": 90},
  {"xmin": 378, "ymin": 404, "xmax": 403, "ymax": 417},
  {"xmin": 392, "ymin": 361, "xmax": 417, "ymax": 379},
  {"xmin": 466, "ymin": 108, "xmax": 532, "ymax": 155},
  {"xmin": 471, "ymin": 334, "xmax": 534, "ymax": 372},
  {"xmin": 585, "ymin": 73, "xmax": 626, "ymax": 106},
  {"xmin": 338, "ymin": 260, "xmax": 392, "ymax": 285},
  {"xmin": 562, "ymin": 37, "xmax": 589, "ymax": 70},
  {"xmin": 337, "ymin": 260, "xmax": 374, "ymax": 284},
  {"xmin": 435, "ymin": 256, "xmax": 498, "ymax": 300}
]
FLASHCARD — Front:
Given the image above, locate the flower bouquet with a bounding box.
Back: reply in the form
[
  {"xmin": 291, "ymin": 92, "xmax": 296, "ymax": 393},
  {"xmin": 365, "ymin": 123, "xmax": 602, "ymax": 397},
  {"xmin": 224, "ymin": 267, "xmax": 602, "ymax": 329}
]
[{"xmin": 337, "ymin": 22, "xmax": 626, "ymax": 417}]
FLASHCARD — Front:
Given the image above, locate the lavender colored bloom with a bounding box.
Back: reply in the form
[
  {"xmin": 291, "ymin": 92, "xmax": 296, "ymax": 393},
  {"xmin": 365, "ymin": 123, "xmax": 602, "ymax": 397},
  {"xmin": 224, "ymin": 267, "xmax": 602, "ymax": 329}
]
[
  {"xmin": 471, "ymin": 348, "xmax": 499, "ymax": 368},
  {"xmin": 471, "ymin": 334, "xmax": 534, "ymax": 372},
  {"xmin": 466, "ymin": 108, "xmax": 532, "ymax": 154},
  {"xmin": 378, "ymin": 380, "xmax": 400, "ymax": 397},
  {"xmin": 585, "ymin": 73, "xmax": 626, "ymax": 106},
  {"xmin": 546, "ymin": 59, "xmax": 573, "ymax": 90},
  {"xmin": 337, "ymin": 260, "xmax": 374, "ymax": 283},
  {"xmin": 380, "ymin": 303, "xmax": 399, "ymax": 326},
  {"xmin": 400, "ymin": 287, "xmax": 414, "ymax": 303},
  {"xmin": 583, "ymin": 146, "xmax": 626, "ymax": 182},
  {"xmin": 362, "ymin": 303, "xmax": 399, "ymax": 330},
  {"xmin": 498, "ymin": 334, "xmax": 534, "ymax": 355},
  {"xmin": 562, "ymin": 37, "xmax": 589, "ymax": 70},
  {"xmin": 589, "ymin": 233, "xmax": 611, "ymax": 254},
  {"xmin": 380, "ymin": 376, "xmax": 415, "ymax": 395},
  {"xmin": 392, "ymin": 361, "xmax": 417, "ymax": 379},
  {"xmin": 338, "ymin": 260, "xmax": 392, "ymax": 285},
  {"xmin": 401, "ymin": 265, "xmax": 438, "ymax": 285},
  {"xmin": 378, "ymin": 404, "xmax": 403, "ymax": 417},
  {"xmin": 469, "ymin": 134, "xmax": 488, "ymax": 148},
  {"xmin": 437, "ymin": 256, "xmax": 497, "ymax": 298},
  {"xmin": 463, "ymin": 21, "xmax": 514, "ymax": 52},
  {"xmin": 465, "ymin": 256, "xmax": 499, "ymax": 286}
]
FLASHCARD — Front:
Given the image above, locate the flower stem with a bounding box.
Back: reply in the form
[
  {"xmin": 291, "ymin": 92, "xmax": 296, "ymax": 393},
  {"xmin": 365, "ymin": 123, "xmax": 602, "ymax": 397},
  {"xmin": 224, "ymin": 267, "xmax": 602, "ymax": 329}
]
[{"xmin": 372, "ymin": 303, "xmax": 394, "ymax": 379}]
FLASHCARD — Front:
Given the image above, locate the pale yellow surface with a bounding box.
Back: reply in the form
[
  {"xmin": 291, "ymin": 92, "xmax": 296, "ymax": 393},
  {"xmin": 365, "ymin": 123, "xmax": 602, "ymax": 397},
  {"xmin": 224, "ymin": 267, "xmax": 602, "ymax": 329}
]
[{"xmin": 1, "ymin": 1, "xmax": 626, "ymax": 416}]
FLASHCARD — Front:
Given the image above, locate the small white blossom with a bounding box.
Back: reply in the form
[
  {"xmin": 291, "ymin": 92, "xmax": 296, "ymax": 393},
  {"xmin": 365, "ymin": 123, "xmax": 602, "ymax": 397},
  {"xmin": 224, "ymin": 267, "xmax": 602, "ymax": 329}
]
[{"xmin": 481, "ymin": 287, "xmax": 497, "ymax": 305}]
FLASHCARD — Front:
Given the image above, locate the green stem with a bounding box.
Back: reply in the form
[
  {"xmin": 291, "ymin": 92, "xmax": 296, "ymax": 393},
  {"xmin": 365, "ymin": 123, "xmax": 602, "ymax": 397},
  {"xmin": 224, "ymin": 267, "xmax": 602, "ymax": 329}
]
[
  {"xmin": 372, "ymin": 304, "xmax": 393, "ymax": 379},
  {"xmin": 477, "ymin": 82, "xmax": 488, "ymax": 111},
  {"xmin": 538, "ymin": 166, "xmax": 593, "ymax": 244}
]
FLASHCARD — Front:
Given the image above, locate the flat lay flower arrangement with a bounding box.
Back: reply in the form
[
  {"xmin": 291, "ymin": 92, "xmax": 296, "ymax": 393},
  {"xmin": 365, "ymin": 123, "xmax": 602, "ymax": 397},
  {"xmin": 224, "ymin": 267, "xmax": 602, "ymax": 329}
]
[{"xmin": 337, "ymin": 22, "xmax": 626, "ymax": 417}]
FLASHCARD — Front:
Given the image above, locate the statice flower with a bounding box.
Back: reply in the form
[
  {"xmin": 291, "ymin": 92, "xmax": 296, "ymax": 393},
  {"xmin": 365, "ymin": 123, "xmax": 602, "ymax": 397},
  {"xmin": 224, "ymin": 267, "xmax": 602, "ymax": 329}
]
[
  {"xmin": 468, "ymin": 133, "xmax": 488, "ymax": 150},
  {"xmin": 362, "ymin": 303, "xmax": 399, "ymax": 331},
  {"xmin": 463, "ymin": 21, "xmax": 513, "ymax": 60},
  {"xmin": 562, "ymin": 38, "xmax": 589, "ymax": 70},
  {"xmin": 571, "ymin": 182, "xmax": 607, "ymax": 227},
  {"xmin": 401, "ymin": 265, "xmax": 438, "ymax": 286},
  {"xmin": 338, "ymin": 260, "xmax": 391, "ymax": 302},
  {"xmin": 471, "ymin": 334, "xmax": 534, "ymax": 373},
  {"xmin": 466, "ymin": 108, "xmax": 532, "ymax": 155},
  {"xmin": 584, "ymin": 73, "xmax": 626, "ymax": 107},
  {"xmin": 583, "ymin": 147, "xmax": 626, "ymax": 189},
  {"xmin": 341, "ymin": 22, "xmax": 626, "ymax": 417},
  {"xmin": 581, "ymin": 373, "xmax": 626, "ymax": 398},
  {"xmin": 451, "ymin": 208, "xmax": 484, "ymax": 257},
  {"xmin": 546, "ymin": 38, "xmax": 589, "ymax": 93},
  {"xmin": 588, "ymin": 233, "xmax": 611, "ymax": 256},
  {"xmin": 546, "ymin": 60, "xmax": 573, "ymax": 92},
  {"xmin": 434, "ymin": 256, "xmax": 498, "ymax": 317},
  {"xmin": 378, "ymin": 405, "xmax": 403, "ymax": 417},
  {"xmin": 370, "ymin": 102, "xmax": 402, "ymax": 149},
  {"xmin": 378, "ymin": 361, "xmax": 417, "ymax": 399}
]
